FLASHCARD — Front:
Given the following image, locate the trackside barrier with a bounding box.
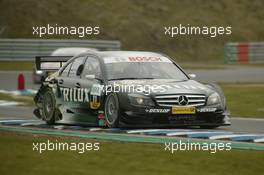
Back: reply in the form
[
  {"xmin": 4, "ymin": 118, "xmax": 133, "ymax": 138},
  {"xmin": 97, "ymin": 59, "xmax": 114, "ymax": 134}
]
[
  {"xmin": 224, "ymin": 42, "xmax": 264, "ymax": 64},
  {"xmin": 0, "ymin": 39, "xmax": 121, "ymax": 61}
]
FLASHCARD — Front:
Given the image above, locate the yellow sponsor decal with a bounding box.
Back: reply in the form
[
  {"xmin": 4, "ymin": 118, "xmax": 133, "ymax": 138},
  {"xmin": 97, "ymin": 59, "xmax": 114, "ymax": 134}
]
[
  {"xmin": 90, "ymin": 96, "xmax": 100, "ymax": 109},
  {"xmin": 90, "ymin": 101, "xmax": 100, "ymax": 109},
  {"xmin": 172, "ymin": 106, "xmax": 196, "ymax": 114}
]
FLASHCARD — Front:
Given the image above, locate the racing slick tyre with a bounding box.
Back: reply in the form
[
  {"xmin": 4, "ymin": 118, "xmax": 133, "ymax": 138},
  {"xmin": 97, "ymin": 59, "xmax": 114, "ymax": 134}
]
[
  {"xmin": 42, "ymin": 88, "xmax": 57, "ymax": 124},
  {"xmin": 104, "ymin": 93, "xmax": 120, "ymax": 128}
]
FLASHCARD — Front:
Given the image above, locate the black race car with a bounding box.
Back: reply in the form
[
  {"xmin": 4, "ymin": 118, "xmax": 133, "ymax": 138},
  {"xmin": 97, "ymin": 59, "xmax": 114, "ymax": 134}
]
[{"xmin": 34, "ymin": 51, "xmax": 230, "ymax": 128}]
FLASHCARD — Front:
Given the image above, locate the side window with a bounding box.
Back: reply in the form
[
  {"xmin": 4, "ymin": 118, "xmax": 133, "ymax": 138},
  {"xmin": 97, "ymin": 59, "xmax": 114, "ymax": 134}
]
[
  {"xmin": 61, "ymin": 62, "xmax": 72, "ymax": 77},
  {"xmin": 68, "ymin": 57, "xmax": 86, "ymax": 77},
  {"xmin": 82, "ymin": 57, "xmax": 102, "ymax": 78}
]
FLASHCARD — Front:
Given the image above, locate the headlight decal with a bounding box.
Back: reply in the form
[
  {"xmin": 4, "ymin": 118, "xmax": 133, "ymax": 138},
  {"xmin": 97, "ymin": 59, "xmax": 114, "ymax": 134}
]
[
  {"xmin": 207, "ymin": 92, "xmax": 221, "ymax": 105},
  {"xmin": 128, "ymin": 94, "xmax": 155, "ymax": 106}
]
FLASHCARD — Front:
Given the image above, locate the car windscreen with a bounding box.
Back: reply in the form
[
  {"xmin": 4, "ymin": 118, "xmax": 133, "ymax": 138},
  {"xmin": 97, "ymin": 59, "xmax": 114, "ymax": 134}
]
[{"xmin": 103, "ymin": 56, "xmax": 188, "ymax": 80}]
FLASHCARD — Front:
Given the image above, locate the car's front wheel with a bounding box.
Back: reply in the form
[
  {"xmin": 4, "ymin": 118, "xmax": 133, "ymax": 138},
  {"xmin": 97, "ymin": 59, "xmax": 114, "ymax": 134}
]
[{"xmin": 104, "ymin": 93, "xmax": 120, "ymax": 128}]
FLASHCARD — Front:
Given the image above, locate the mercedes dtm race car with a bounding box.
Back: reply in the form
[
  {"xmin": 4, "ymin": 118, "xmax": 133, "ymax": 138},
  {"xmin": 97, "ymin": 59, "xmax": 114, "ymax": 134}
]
[{"xmin": 34, "ymin": 51, "xmax": 231, "ymax": 128}]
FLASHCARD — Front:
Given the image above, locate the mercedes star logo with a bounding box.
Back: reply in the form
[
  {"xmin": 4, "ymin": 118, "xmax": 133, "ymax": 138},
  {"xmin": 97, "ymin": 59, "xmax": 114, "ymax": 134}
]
[{"xmin": 178, "ymin": 95, "xmax": 188, "ymax": 105}]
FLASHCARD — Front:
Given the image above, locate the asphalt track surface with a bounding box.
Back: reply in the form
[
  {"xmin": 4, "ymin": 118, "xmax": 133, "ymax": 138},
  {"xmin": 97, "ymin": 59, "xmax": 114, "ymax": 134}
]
[
  {"xmin": 0, "ymin": 106, "xmax": 263, "ymax": 133},
  {"xmin": 0, "ymin": 66, "xmax": 264, "ymax": 90}
]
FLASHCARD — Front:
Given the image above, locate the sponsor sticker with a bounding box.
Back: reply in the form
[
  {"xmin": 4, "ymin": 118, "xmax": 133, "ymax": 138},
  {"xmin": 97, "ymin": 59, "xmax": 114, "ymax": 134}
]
[
  {"xmin": 60, "ymin": 87, "xmax": 90, "ymax": 102},
  {"xmin": 197, "ymin": 108, "xmax": 217, "ymax": 112},
  {"xmin": 103, "ymin": 56, "xmax": 172, "ymax": 63},
  {"xmin": 90, "ymin": 84, "xmax": 102, "ymax": 109},
  {"xmin": 172, "ymin": 106, "xmax": 196, "ymax": 114},
  {"xmin": 145, "ymin": 108, "xmax": 170, "ymax": 113},
  {"xmin": 90, "ymin": 84, "xmax": 103, "ymax": 96},
  {"xmin": 90, "ymin": 96, "xmax": 100, "ymax": 109}
]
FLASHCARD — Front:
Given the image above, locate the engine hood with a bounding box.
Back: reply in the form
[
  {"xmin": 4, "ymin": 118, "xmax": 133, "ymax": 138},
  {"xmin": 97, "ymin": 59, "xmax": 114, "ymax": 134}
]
[{"xmin": 109, "ymin": 79, "xmax": 214, "ymax": 96}]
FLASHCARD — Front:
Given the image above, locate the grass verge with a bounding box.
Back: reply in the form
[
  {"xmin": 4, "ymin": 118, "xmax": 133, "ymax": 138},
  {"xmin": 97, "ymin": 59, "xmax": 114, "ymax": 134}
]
[
  {"xmin": 0, "ymin": 132, "xmax": 263, "ymax": 175},
  {"xmin": 220, "ymin": 83, "xmax": 264, "ymax": 118},
  {"xmin": 0, "ymin": 61, "xmax": 34, "ymax": 71},
  {"xmin": 2, "ymin": 0, "xmax": 264, "ymax": 63}
]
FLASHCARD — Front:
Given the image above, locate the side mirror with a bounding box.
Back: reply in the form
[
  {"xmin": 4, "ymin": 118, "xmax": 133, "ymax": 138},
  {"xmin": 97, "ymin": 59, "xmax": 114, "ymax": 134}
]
[
  {"xmin": 85, "ymin": 74, "xmax": 96, "ymax": 79},
  {"xmin": 76, "ymin": 64, "xmax": 84, "ymax": 76},
  {"xmin": 188, "ymin": 74, "xmax": 196, "ymax": 79},
  {"xmin": 85, "ymin": 74, "xmax": 103, "ymax": 82}
]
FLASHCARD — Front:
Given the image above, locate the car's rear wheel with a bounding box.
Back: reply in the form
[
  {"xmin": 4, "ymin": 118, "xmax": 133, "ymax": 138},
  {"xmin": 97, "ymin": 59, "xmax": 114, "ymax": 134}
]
[
  {"xmin": 104, "ymin": 93, "xmax": 120, "ymax": 128},
  {"xmin": 42, "ymin": 89, "xmax": 56, "ymax": 124}
]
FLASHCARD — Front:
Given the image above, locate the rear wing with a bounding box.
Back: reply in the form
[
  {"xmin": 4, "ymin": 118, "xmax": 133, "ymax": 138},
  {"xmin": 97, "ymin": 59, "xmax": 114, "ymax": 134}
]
[{"xmin": 35, "ymin": 56, "xmax": 73, "ymax": 71}]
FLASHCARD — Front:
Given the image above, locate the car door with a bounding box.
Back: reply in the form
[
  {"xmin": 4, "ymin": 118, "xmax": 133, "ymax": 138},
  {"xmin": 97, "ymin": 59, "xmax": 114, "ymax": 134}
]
[
  {"xmin": 56, "ymin": 56, "xmax": 88, "ymax": 122},
  {"xmin": 79, "ymin": 56, "xmax": 104, "ymax": 111},
  {"xmin": 64, "ymin": 55, "xmax": 103, "ymax": 124}
]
